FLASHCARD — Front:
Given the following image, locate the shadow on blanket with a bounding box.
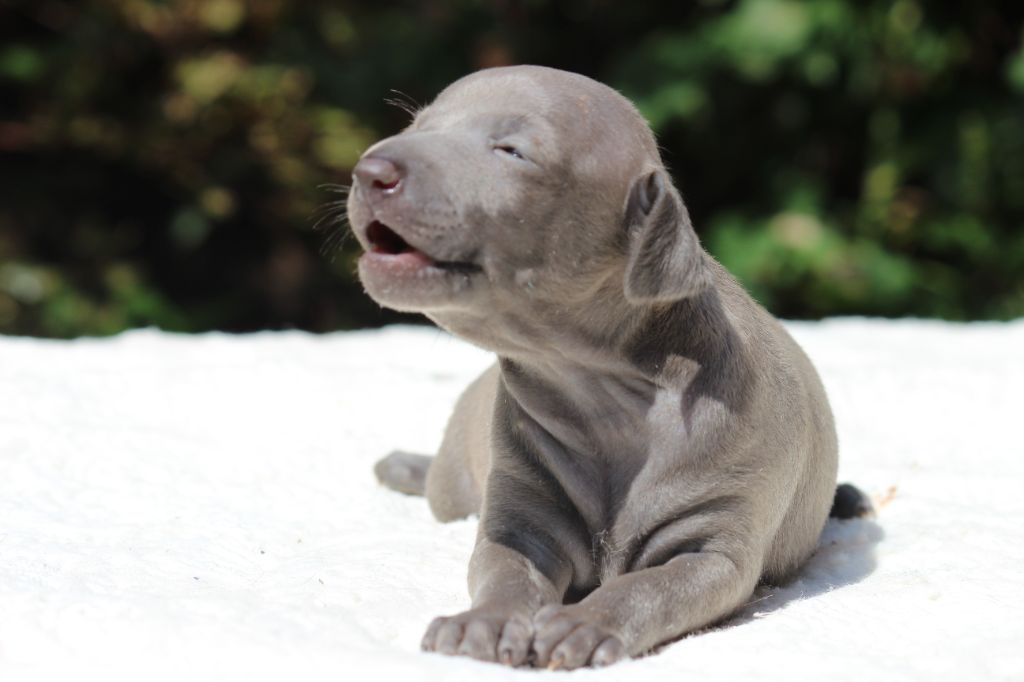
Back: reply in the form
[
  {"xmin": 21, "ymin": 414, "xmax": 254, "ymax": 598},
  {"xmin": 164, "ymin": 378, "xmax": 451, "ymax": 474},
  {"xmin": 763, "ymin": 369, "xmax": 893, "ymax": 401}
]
[
  {"xmin": 652, "ymin": 515, "xmax": 884, "ymax": 651},
  {"xmin": 730, "ymin": 516, "xmax": 884, "ymax": 625}
]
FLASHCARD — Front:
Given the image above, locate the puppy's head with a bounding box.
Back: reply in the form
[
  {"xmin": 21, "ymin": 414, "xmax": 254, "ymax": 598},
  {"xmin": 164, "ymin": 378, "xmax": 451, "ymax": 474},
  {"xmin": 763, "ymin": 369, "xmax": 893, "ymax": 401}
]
[{"xmin": 347, "ymin": 66, "xmax": 710, "ymax": 338}]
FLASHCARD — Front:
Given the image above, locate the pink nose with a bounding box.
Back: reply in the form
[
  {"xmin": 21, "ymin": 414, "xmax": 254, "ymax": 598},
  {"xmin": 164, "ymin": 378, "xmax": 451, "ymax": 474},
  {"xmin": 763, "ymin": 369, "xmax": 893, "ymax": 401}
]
[{"xmin": 353, "ymin": 156, "xmax": 403, "ymax": 193}]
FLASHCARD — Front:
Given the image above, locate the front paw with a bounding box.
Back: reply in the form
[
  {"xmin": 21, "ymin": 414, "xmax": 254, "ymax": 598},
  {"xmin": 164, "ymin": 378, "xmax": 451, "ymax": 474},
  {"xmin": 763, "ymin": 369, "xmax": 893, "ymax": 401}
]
[
  {"xmin": 421, "ymin": 605, "xmax": 533, "ymax": 666},
  {"xmin": 532, "ymin": 604, "xmax": 626, "ymax": 669}
]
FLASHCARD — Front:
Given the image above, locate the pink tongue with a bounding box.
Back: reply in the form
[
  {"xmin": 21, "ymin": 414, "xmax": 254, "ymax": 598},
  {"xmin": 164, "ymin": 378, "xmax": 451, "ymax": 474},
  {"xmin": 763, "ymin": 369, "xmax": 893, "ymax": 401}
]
[{"xmin": 370, "ymin": 246, "xmax": 432, "ymax": 267}]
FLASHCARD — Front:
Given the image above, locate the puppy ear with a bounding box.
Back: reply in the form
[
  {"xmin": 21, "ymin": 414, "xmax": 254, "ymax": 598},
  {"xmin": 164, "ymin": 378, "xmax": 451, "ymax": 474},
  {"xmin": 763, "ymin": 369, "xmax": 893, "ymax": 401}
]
[{"xmin": 623, "ymin": 170, "xmax": 711, "ymax": 304}]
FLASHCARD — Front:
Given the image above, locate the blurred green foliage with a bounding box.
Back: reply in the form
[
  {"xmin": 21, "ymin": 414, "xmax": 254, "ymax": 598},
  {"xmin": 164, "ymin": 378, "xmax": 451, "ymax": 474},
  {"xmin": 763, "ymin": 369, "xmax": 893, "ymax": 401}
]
[{"xmin": 1, "ymin": 0, "xmax": 1022, "ymax": 336}]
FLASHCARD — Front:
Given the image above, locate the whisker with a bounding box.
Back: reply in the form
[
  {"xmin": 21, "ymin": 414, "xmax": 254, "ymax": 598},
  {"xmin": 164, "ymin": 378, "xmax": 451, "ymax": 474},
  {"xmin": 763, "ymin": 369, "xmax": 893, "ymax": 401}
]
[
  {"xmin": 319, "ymin": 229, "xmax": 343, "ymax": 258},
  {"xmin": 311, "ymin": 200, "xmax": 347, "ymax": 219},
  {"xmin": 384, "ymin": 89, "xmax": 422, "ymax": 120},
  {"xmin": 317, "ymin": 183, "xmax": 352, "ymax": 196},
  {"xmin": 311, "ymin": 212, "xmax": 334, "ymax": 234},
  {"xmin": 311, "ymin": 206, "xmax": 346, "ymax": 233},
  {"xmin": 313, "ymin": 183, "xmax": 357, "ymax": 262},
  {"xmin": 311, "ymin": 184, "xmax": 351, "ymax": 230},
  {"xmin": 312, "ymin": 207, "xmax": 354, "ymax": 262},
  {"xmin": 327, "ymin": 231, "xmax": 355, "ymax": 263}
]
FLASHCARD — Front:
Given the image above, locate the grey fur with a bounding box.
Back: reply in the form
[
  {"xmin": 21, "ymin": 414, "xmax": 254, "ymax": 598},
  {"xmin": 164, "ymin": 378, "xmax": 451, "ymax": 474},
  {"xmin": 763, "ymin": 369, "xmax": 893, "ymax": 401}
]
[{"xmin": 347, "ymin": 65, "xmax": 839, "ymax": 669}]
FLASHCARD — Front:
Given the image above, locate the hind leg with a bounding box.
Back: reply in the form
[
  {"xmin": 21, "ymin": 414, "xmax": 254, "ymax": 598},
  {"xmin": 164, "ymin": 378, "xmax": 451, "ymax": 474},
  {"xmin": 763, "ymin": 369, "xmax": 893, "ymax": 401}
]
[
  {"xmin": 374, "ymin": 446, "xmax": 481, "ymax": 521},
  {"xmin": 374, "ymin": 451, "xmax": 432, "ymax": 496},
  {"xmin": 423, "ymin": 365, "xmax": 498, "ymax": 521},
  {"xmin": 373, "ymin": 364, "xmax": 499, "ymax": 523}
]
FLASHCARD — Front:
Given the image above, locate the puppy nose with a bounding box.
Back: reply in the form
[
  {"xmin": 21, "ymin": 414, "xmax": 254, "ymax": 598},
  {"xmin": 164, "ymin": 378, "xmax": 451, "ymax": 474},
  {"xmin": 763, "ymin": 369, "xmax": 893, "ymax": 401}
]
[{"xmin": 353, "ymin": 156, "xmax": 403, "ymax": 193}]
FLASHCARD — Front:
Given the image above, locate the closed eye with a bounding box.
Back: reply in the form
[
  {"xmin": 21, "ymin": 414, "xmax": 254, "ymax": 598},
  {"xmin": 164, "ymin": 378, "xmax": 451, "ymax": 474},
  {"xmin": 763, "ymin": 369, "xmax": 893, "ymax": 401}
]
[{"xmin": 493, "ymin": 144, "xmax": 525, "ymax": 160}]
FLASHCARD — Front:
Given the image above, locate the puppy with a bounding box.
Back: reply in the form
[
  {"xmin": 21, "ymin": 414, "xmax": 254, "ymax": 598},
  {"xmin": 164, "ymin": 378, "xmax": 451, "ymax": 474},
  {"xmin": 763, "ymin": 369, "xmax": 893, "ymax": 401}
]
[{"xmin": 347, "ymin": 65, "xmax": 856, "ymax": 669}]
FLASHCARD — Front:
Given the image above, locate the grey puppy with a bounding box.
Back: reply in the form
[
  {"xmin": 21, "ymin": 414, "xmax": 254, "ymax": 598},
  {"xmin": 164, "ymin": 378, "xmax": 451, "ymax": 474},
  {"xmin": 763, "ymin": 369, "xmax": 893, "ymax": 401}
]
[{"xmin": 347, "ymin": 65, "xmax": 863, "ymax": 669}]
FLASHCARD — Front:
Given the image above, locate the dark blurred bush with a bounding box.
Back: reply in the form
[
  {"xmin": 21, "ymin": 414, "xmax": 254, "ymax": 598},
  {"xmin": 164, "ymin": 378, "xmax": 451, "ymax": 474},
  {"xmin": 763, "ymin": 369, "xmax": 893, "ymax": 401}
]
[{"xmin": 1, "ymin": 0, "xmax": 1022, "ymax": 337}]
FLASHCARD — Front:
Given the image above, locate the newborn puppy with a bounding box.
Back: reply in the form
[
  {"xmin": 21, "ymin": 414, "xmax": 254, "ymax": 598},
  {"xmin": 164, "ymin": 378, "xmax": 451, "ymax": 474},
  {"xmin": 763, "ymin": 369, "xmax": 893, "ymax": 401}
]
[{"xmin": 347, "ymin": 65, "xmax": 846, "ymax": 669}]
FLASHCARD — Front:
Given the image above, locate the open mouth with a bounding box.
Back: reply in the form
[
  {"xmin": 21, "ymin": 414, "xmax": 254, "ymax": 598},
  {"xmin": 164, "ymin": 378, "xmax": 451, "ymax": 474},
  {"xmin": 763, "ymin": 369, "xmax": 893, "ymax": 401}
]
[{"xmin": 364, "ymin": 221, "xmax": 481, "ymax": 274}]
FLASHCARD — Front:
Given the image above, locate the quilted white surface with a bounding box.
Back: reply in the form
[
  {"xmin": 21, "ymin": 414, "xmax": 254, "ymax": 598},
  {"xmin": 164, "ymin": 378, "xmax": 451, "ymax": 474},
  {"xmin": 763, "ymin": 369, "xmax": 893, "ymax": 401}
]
[{"xmin": 1, "ymin": 320, "xmax": 1023, "ymax": 681}]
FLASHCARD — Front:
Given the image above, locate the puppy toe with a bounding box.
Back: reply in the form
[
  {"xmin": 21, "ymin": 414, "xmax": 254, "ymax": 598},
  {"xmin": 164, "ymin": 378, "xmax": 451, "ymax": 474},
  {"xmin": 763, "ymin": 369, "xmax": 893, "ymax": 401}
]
[
  {"xmin": 456, "ymin": 619, "xmax": 499, "ymax": 661},
  {"xmin": 434, "ymin": 619, "xmax": 465, "ymax": 655},
  {"xmin": 591, "ymin": 636, "xmax": 626, "ymax": 667},
  {"xmin": 496, "ymin": 614, "xmax": 532, "ymax": 667},
  {"xmin": 532, "ymin": 613, "xmax": 578, "ymax": 668},
  {"xmin": 421, "ymin": 616, "xmax": 445, "ymax": 651},
  {"xmin": 551, "ymin": 623, "xmax": 607, "ymax": 670}
]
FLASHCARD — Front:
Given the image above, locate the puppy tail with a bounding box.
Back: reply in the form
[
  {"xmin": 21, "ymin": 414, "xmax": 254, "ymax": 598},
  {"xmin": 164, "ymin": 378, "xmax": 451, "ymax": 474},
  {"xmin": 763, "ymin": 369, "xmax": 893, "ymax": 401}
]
[
  {"xmin": 829, "ymin": 483, "xmax": 873, "ymax": 519},
  {"xmin": 374, "ymin": 451, "xmax": 432, "ymax": 496}
]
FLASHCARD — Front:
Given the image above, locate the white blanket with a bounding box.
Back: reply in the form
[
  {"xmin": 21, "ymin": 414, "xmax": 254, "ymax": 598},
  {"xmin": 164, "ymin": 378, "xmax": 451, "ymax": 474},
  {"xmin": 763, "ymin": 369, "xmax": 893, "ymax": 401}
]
[{"xmin": 2, "ymin": 320, "xmax": 1022, "ymax": 681}]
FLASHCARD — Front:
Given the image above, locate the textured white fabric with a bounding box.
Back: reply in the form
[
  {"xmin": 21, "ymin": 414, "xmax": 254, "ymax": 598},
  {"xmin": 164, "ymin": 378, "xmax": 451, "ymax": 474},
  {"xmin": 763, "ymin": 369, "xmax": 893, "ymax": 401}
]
[{"xmin": 1, "ymin": 320, "xmax": 1022, "ymax": 681}]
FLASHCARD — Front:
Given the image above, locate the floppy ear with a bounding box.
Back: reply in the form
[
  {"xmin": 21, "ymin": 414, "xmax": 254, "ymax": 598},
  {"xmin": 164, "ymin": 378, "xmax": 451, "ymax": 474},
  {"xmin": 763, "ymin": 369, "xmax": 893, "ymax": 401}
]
[{"xmin": 623, "ymin": 170, "xmax": 711, "ymax": 304}]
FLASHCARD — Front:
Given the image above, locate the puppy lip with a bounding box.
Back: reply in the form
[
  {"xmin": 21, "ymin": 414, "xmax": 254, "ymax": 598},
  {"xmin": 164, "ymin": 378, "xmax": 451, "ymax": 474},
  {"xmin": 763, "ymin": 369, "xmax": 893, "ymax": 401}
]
[{"xmin": 363, "ymin": 219, "xmax": 482, "ymax": 274}]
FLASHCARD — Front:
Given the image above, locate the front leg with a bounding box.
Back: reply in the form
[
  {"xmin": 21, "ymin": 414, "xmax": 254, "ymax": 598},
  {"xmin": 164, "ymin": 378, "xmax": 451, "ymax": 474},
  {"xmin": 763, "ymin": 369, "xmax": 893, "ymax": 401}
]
[
  {"xmin": 422, "ymin": 383, "xmax": 594, "ymax": 666},
  {"xmin": 533, "ymin": 549, "xmax": 759, "ymax": 669},
  {"xmin": 421, "ymin": 536, "xmax": 571, "ymax": 665}
]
